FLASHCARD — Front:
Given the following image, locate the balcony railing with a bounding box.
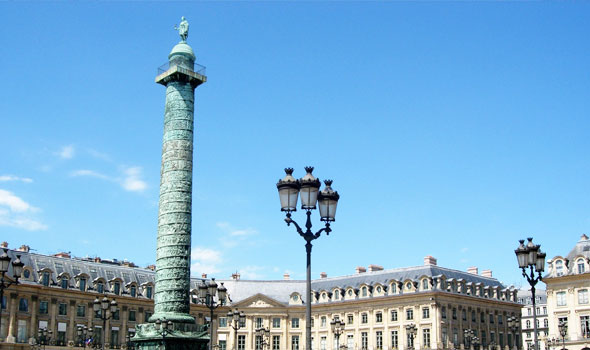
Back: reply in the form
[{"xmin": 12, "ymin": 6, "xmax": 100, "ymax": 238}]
[{"xmin": 157, "ymin": 62, "xmax": 206, "ymax": 77}]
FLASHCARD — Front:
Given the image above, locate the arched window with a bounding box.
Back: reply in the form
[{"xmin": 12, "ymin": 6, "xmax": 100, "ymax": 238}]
[
  {"xmin": 577, "ymin": 259, "xmax": 585, "ymax": 274},
  {"xmin": 544, "ymin": 319, "xmax": 548, "ymax": 327},
  {"xmin": 422, "ymin": 279, "xmax": 429, "ymax": 290},
  {"xmin": 334, "ymin": 289, "xmax": 340, "ymax": 300},
  {"xmin": 556, "ymin": 260, "xmax": 564, "ymax": 276},
  {"xmin": 526, "ymin": 320, "xmax": 531, "ymax": 328},
  {"xmin": 362, "ymin": 286, "xmax": 367, "ymax": 297},
  {"xmin": 391, "ymin": 283, "xmax": 397, "ymax": 294},
  {"xmin": 61, "ymin": 278, "xmax": 68, "ymax": 289}
]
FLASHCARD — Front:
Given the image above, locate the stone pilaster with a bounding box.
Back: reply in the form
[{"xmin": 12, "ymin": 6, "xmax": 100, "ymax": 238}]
[
  {"xmin": 29, "ymin": 295, "xmax": 38, "ymax": 343},
  {"xmin": 5, "ymin": 292, "xmax": 17, "ymax": 343},
  {"xmin": 68, "ymin": 300, "xmax": 76, "ymax": 344}
]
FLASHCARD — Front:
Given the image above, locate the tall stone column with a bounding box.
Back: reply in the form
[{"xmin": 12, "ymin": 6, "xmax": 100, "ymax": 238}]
[
  {"xmin": 29, "ymin": 295, "xmax": 38, "ymax": 343},
  {"xmin": 5, "ymin": 293, "xmax": 17, "ymax": 343},
  {"xmin": 133, "ymin": 16, "xmax": 208, "ymax": 350}
]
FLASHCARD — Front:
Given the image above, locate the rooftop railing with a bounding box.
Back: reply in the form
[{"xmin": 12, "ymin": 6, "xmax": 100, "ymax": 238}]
[{"xmin": 157, "ymin": 62, "xmax": 206, "ymax": 77}]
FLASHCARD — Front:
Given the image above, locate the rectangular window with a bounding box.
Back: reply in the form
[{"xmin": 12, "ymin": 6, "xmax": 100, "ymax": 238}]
[
  {"xmin": 272, "ymin": 335, "xmax": 280, "ymax": 350},
  {"xmin": 376, "ymin": 312, "xmax": 382, "ymax": 323},
  {"xmin": 490, "ymin": 314, "xmax": 495, "ymax": 323},
  {"xmin": 94, "ymin": 327, "xmax": 102, "ymax": 346},
  {"xmin": 256, "ymin": 336, "xmax": 263, "ymax": 350},
  {"xmin": 391, "ymin": 310, "xmax": 398, "ymax": 321},
  {"xmin": 406, "ymin": 308, "xmax": 413, "ymax": 320},
  {"xmin": 442, "ymin": 328, "xmax": 448, "ymax": 347},
  {"xmin": 18, "ymin": 298, "xmax": 28, "ymax": 312},
  {"xmin": 112, "ymin": 310, "xmax": 120, "ymax": 320},
  {"xmin": 61, "ymin": 278, "xmax": 68, "ymax": 289},
  {"xmin": 441, "ymin": 307, "xmax": 447, "ymax": 319},
  {"xmin": 128, "ymin": 310, "xmax": 136, "ymax": 322},
  {"xmin": 57, "ymin": 323, "xmax": 67, "ymax": 346},
  {"xmin": 238, "ymin": 335, "xmax": 246, "ymax": 350},
  {"xmin": 376, "ymin": 331, "xmax": 383, "ymax": 350},
  {"xmin": 146, "ymin": 286, "xmax": 153, "ymax": 299},
  {"xmin": 453, "ymin": 329, "xmax": 458, "ymax": 347},
  {"xmin": 111, "ymin": 329, "xmax": 119, "ymax": 348},
  {"xmin": 422, "ymin": 307, "xmax": 430, "ymax": 319},
  {"xmin": 272, "ymin": 317, "xmax": 280, "ymax": 328},
  {"xmin": 219, "ymin": 317, "xmax": 227, "ymax": 328},
  {"xmin": 17, "ymin": 319, "xmax": 27, "ymax": 343},
  {"xmin": 42, "ymin": 272, "xmax": 50, "ymax": 286},
  {"xmin": 499, "ymin": 315, "xmax": 503, "ymax": 324},
  {"xmin": 409, "ymin": 331, "xmax": 416, "ymax": 348},
  {"xmin": 219, "ymin": 340, "xmax": 226, "ymax": 350},
  {"xmin": 144, "ymin": 311, "xmax": 152, "ymax": 322},
  {"xmin": 579, "ymin": 262, "xmax": 585, "ymax": 274},
  {"xmin": 255, "ymin": 317, "xmax": 263, "ymax": 329},
  {"xmin": 391, "ymin": 330, "xmax": 398, "ymax": 349},
  {"xmin": 79, "ymin": 278, "xmax": 86, "ymax": 291},
  {"xmin": 361, "ymin": 332, "xmax": 368, "ymax": 350},
  {"xmin": 39, "ymin": 301, "xmax": 49, "ymax": 314},
  {"xmin": 557, "ymin": 292, "xmax": 567, "ymax": 306},
  {"xmin": 77, "ymin": 305, "xmax": 86, "ymax": 317},
  {"xmin": 114, "ymin": 282, "xmax": 121, "ymax": 296},
  {"xmin": 581, "ymin": 316, "xmax": 590, "ymax": 337},
  {"xmin": 291, "ymin": 335, "xmax": 299, "ymax": 350},
  {"xmin": 423, "ymin": 329, "xmax": 431, "ymax": 349},
  {"xmin": 579, "ymin": 290, "xmax": 589, "ymax": 304},
  {"xmin": 97, "ymin": 283, "xmax": 104, "ymax": 294},
  {"xmin": 58, "ymin": 303, "xmax": 67, "ymax": 316},
  {"xmin": 452, "ymin": 308, "xmax": 457, "ymax": 320},
  {"xmin": 292, "ymin": 318, "xmax": 299, "ymax": 328},
  {"xmin": 348, "ymin": 314, "xmax": 354, "ymax": 324},
  {"xmin": 361, "ymin": 313, "xmax": 368, "ymax": 324},
  {"xmin": 239, "ymin": 317, "xmax": 246, "ymax": 328}
]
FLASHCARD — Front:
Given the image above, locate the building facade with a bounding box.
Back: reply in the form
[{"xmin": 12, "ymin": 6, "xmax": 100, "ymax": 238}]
[
  {"xmin": 544, "ymin": 235, "xmax": 590, "ymax": 350},
  {"xmin": 0, "ymin": 246, "xmax": 522, "ymax": 350},
  {"xmin": 517, "ymin": 289, "xmax": 548, "ymax": 350}
]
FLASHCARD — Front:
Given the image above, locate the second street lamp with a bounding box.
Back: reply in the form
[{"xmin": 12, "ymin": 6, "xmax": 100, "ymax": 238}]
[
  {"xmin": 0, "ymin": 249, "xmax": 24, "ymax": 322},
  {"xmin": 330, "ymin": 318, "xmax": 345, "ymax": 350},
  {"xmin": 558, "ymin": 320, "xmax": 568, "ymax": 350},
  {"xmin": 93, "ymin": 297, "xmax": 118, "ymax": 350},
  {"xmin": 255, "ymin": 327, "xmax": 270, "ymax": 350},
  {"xmin": 227, "ymin": 309, "xmax": 245, "ymax": 350},
  {"xmin": 195, "ymin": 278, "xmax": 227, "ymax": 350},
  {"xmin": 277, "ymin": 167, "xmax": 340, "ymax": 350},
  {"xmin": 515, "ymin": 238, "xmax": 546, "ymax": 350},
  {"xmin": 508, "ymin": 316, "xmax": 520, "ymax": 350},
  {"xmin": 406, "ymin": 324, "xmax": 417, "ymax": 350}
]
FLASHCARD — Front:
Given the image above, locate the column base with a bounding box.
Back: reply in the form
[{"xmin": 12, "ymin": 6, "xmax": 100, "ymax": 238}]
[
  {"xmin": 5, "ymin": 335, "xmax": 16, "ymax": 343},
  {"xmin": 132, "ymin": 322, "xmax": 209, "ymax": 350}
]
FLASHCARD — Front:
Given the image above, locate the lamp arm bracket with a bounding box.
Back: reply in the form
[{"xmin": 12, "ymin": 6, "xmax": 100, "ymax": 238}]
[{"xmin": 285, "ymin": 217, "xmax": 305, "ymax": 237}]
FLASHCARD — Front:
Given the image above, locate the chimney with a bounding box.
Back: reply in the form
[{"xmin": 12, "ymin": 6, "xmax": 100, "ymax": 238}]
[
  {"xmin": 368, "ymin": 264, "xmax": 383, "ymax": 272},
  {"xmin": 17, "ymin": 245, "xmax": 30, "ymax": 252},
  {"xmin": 424, "ymin": 255, "xmax": 437, "ymax": 266},
  {"xmin": 320, "ymin": 272, "xmax": 327, "ymax": 279},
  {"xmin": 581, "ymin": 234, "xmax": 589, "ymax": 241},
  {"xmin": 94, "ymin": 257, "xmax": 102, "ymax": 263},
  {"xmin": 54, "ymin": 252, "xmax": 71, "ymax": 259},
  {"xmin": 356, "ymin": 266, "xmax": 366, "ymax": 274},
  {"xmin": 146, "ymin": 264, "xmax": 156, "ymax": 271},
  {"xmin": 1, "ymin": 242, "xmax": 8, "ymax": 248},
  {"xmin": 467, "ymin": 267, "xmax": 479, "ymax": 275},
  {"xmin": 231, "ymin": 272, "xmax": 241, "ymax": 280},
  {"xmin": 201, "ymin": 273, "xmax": 207, "ymax": 279},
  {"xmin": 481, "ymin": 269, "xmax": 493, "ymax": 278},
  {"xmin": 283, "ymin": 273, "xmax": 290, "ymax": 280}
]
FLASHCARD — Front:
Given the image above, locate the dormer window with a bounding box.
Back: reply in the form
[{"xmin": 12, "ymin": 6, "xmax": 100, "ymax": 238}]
[
  {"xmin": 42, "ymin": 272, "xmax": 50, "ymax": 286},
  {"xmin": 113, "ymin": 282, "xmax": 121, "ymax": 295},
  {"xmin": 334, "ymin": 290, "xmax": 339, "ymax": 300},
  {"xmin": 61, "ymin": 278, "xmax": 68, "ymax": 289},
  {"xmin": 422, "ymin": 279, "xmax": 429, "ymax": 290},
  {"xmin": 577, "ymin": 259, "xmax": 585, "ymax": 274},
  {"xmin": 556, "ymin": 260, "xmax": 564, "ymax": 276},
  {"xmin": 146, "ymin": 285, "xmax": 153, "ymax": 299},
  {"xmin": 97, "ymin": 282, "xmax": 104, "ymax": 294},
  {"xmin": 362, "ymin": 286, "xmax": 367, "ymax": 297},
  {"xmin": 79, "ymin": 278, "xmax": 87, "ymax": 292},
  {"xmin": 391, "ymin": 283, "xmax": 397, "ymax": 294},
  {"xmin": 130, "ymin": 285, "xmax": 136, "ymax": 297}
]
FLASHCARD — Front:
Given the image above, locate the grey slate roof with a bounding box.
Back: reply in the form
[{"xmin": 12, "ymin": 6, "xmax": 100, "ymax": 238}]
[{"xmin": 218, "ymin": 280, "xmax": 306, "ymax": 304}]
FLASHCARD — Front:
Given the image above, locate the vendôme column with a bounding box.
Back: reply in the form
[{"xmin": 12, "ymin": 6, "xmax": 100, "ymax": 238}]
[{"xmin": 134, "ymin": 17, "xmax": 208, "ymax": 350}]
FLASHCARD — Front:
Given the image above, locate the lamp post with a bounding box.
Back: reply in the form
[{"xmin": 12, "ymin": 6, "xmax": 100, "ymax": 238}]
[
  {"xmin": 558, "ymin": 320, "xmax": 567, "ymax": 350},
  {"xmin": 155, "ymin": 318, "xmax": 173, "ymax": 350},
  {"xmin": 508, "ymin": 316, "xmax": 519, "ymax": 350},
  {"xmin": 93, "ymin": 296, "xmax": 119, "ymax": 350},
  {"xmin": 255, "ymin": 327, "xmax": 270, "ymax": 350},
  {"xmin": 35, "ymin": 328, "xmax": 52, "ymax": 350},
  {"xmin": 406, "ymin": 324, "xmax": 417, "ymax": 350},
  {"xmin": 227, "ymin": 310, "xmax": 245, "ymax": 350},
  {"xmin": 125, "ymin": 334, "xmax": 135, "ymax": 350},
  {"xmin": 472, "ymin": 337, "xmax": 480, "ymax": 350},
  {"xmin": 77, "ymin": 325, "xmax": 92, "ymax": 349},
  {"xmin": 331, "ymin": 318, "xmax": 345, "ymax": 350},
  {"xmin": 464, "ymin": 329, "xmax": 475, "ymax": 349},
  {"xmin": 196, "ymin": 278, "xmax": 228, "ymax": 350},
  {"xmin": 515, "ymin": 238, "xmax": 546, "ymax": 350},
  {"xmin": 0, "ymin": 249, "xmax": 24, "ymax": 320},
  {"xmin": 277, "ymin": 167, "xmax": 340, "ymax": 350}
]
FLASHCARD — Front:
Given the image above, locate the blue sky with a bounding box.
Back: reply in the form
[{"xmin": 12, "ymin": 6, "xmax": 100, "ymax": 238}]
[{"xmin": 1, "ymin": 2, "xmax": 589, "ymax": 288}]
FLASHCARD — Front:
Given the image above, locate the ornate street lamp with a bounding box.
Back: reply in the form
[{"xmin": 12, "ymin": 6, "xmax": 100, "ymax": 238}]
[
  {"xmin": 473, "ymin": 337, "xmax": 480, "ymax": 350},
  {"xmin": 546, "ymin": 338, "xmax": 558, "ymax": 350},
  {"xmin": 464, "ymin": 329, "xmax": 475, "ymax": 349},
  {"xmin": 125, "ymin": 333, "xmax": 136, "ymax": 350},
  {"xmin": 558, "ymin": 320, "xmax": 567, "ymax": 350},
  {"xmin": 154, "ymin": 318, "xmax": 173, "ymax": 350},
  {"xmin": 0, "ymin": 249, "xmax": 24, "ymax": 321},
  {"xmin": 227, "ymin": 309, "xmax": 245, "ymax": 350},
  {"xmin": 515, "ymin": 238, "xmax": 546, "ymax": 350},
  {"xmin": 508, "ymin": 316, "xmax": 520, "ymax": 350},
  {"xmin": 77, "ymin": 325, "xmax": 92, "ymax": 349},
  {"xmin": 195, "ymin": 278, "xmax": 227, "ymax": 350},
  {"xmin": 93, "ymin": 297, "xmax": 119, "ymax": 350},
  {"xmin": 277, "ymin": 167, "xmax": 340, "ymax": 350},
  {"xmin": 406, "ymin": 324, "xmax": 417, "ymax": 350},
  {"xmin": 331, "ymin": 318, "xmax": 345, "ymax": 350},
  {"xmin": 255, "ymin": 326, "xmax": 270, "ymax": 350},
  {"xmin": 33, "ymin": 328, "xmax": 52, "ymax": 350}
]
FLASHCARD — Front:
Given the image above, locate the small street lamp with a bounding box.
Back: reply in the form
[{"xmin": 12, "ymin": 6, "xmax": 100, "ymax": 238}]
[
  {"xmin": 277, "ymin": 167, "xmax": 340, "ymax": 350},
  {"xmin": 93, "ymin": 296, "xmax": 119, "ymax": 350},
  {"xmin": 546, "ymin": 338, "xmax": 558, "ymax": 350},
  {"xmin": 196, "ymin": 278, "xmax": 228, "ymax": 350},
  {"xmin": 558, "ymin": 320, "xmax": 567, "ymax": 350},
  {"xmin": 77, "ymin": 325, "xmax": 92, "ymax": 349},
  {"xmin": 155, "ymin": 318, "xmax": 173, "ymax": 350},
  {"xmin": 406, "ymin": 324, "xmax": 417, "ymax": 350},
  {"xmin": 0, "ymin": 249, "xmax": 24, "ymax": 320},
  {"xmin": 508, "ymin": 316, "xmax": 520, "ymax": 350},
  {"xmin": 125, "ymin": 334, "xmax": 135, "ymax": 350},
  {"xmin": 464, "ymin": 329, "xmax": 475, "ymax": 349},
  {"xmin": 227, "ymin": 309, "xmax": 245, "ymax": 350},
  {"xmin": 331, "ymin": 318, "xmax": 345, "ymax": 350},
  {"xmin": 515, "ymin": 238, "xmax": 546, "ymax": 350},
  {"xmin": 472, "ymin": 337, "xmax": 480, "ymax": 350},
  {"xmin": 32, "ymin": 328, "xmax": 52, "ymax": 350},
  {"xmin": 255, "ymin": 326, "xmax": 270, "ymax": 350}
]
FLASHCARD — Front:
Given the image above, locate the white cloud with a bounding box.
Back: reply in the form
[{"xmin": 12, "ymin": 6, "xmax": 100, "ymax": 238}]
[
  {"xmin": 239, "ymin": 265, "xmax": 266, "ymax": 280},
  {"xmin": 216, "ymin": 221, "xmax": 258, "ymax": 237},
  {"xmin": 121, "ymin": 167, "xmax": 147, "ymax": 192},
  {"xmin": 191, "ymin": 247, "xmax": 222, "ymax": 276},
  {"xmin": 87, "ymin": 149, "xmax": 111, "ymax": 161},
  {"xmin": 0, "ymin": 175, "xmax": 33, "ymax": 183},
  {"xmin": 0, "ymin": 189, "xmax": 38, "ymax": 212},
  {"xmin": 0, "ymin": 189, "xmax": 46, "ymax": 231},
  {"xmin": 71, "ymin": 169, "xmax": 111, "ymax": 180},
  {"xmin": 57, "ymin": 145, "xmax": 75, "ymax": 159}
]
